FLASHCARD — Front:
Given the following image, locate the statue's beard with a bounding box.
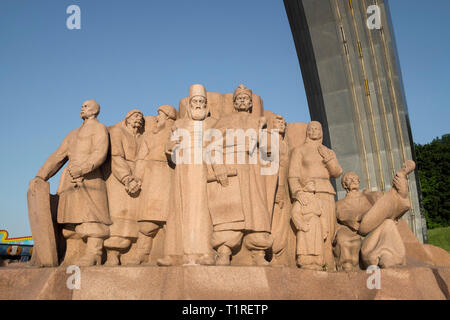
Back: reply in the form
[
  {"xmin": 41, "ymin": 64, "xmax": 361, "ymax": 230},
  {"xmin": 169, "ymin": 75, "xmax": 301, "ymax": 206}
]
[
  {"xmin": 126, "ymin": 120, "xmax": 143, "ymax": 134},
  {"xmin": 234, "ymin": 103, "xmax": 251, "ymax": 112},
  {"xmin": 131, "ymin": 120, "xmax": 143, "ymax": 129},
  {"xmin": 190, "ymin": 109, "xmax": 207, "ymax": 120}
]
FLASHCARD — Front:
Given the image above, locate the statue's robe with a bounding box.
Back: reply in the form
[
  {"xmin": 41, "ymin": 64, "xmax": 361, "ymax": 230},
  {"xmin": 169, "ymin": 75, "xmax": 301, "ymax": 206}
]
[
  {"xmin": 210, "ymin": 112, "xmax": 271, "ymax": 234},
  {"xmin": 105, "ymin": 121, "xmax": 143, "ymax": 239},
  {"xmin": 292, "ymin": 193, "xmax": 325, "ymax": 266},
  {"xmin": 162, "ymin": 117, "xmax": 217, "ymax": 261},
  {"xmin": 37, "ymin": 118, "xmax": 111, "ymax": 225},
  {"xmin": 289, "ymin": 142, "xmax": 342, "ymax": 269},
  {"xmin": 264, "ymin": 133, "xmax": 290, "ymax": 259},
  {"xmin": 137, "ymin": 119, "xmax": 174, "ymax": 223}
]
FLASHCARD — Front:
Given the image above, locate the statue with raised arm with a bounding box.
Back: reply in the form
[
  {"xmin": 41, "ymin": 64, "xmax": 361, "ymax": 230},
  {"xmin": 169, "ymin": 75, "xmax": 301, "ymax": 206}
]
[
  {"xmin": 34, "ymin": 99, "xmax": 111, "ymax": 266},
  {"xmin": 103, "ymin": 109, "xmax": 145, "ymax": 266},
  {"xmin": 288, "ymin": 121, "xmax": 343, "ymax": 271},
  {"xmin": 334, "ymin": 172, "xmax": 383, "ymax": 271},
  {"xmin": 334, "ymin": 160, "xmax": 416, "ymax": 270},
  {"xmin": 359, "ymin": 160, "xmax": 416, "ymax": 268}
]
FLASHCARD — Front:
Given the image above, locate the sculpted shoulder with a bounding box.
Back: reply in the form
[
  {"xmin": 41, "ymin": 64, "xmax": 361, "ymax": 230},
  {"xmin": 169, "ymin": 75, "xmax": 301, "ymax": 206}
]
[
  {"xmin": 204, "ymin": 116, "xmax": 218, "ymax": 129},
  {"xmin": 290, "ymin": 146, "xmax": 303, "ymax": 159},
  {"xmin": 89, "ymin": 119, "xmax": 110, "ymax": 136},
  {"xmin": 173, "ymin": 118, "xmax": 190, "ymax": 130}
]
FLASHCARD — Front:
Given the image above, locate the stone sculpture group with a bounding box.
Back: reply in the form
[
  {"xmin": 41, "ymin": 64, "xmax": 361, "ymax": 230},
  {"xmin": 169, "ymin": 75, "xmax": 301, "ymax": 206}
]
[{"xmin": 26, "ymin": 84, "xmax": 416, "ymax": 272}]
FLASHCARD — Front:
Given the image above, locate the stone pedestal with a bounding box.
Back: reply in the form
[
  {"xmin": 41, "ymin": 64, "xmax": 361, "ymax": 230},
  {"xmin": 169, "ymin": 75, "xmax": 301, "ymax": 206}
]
[{"xmin": 1, "ymin": 264, "xmax": 449, "ymax": 300}]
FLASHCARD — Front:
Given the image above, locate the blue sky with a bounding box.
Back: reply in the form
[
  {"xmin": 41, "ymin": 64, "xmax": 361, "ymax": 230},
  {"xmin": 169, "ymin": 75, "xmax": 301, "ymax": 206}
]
[{"xmin": 0, "ymin": 0, "xmax": 449, "ymax": 236}]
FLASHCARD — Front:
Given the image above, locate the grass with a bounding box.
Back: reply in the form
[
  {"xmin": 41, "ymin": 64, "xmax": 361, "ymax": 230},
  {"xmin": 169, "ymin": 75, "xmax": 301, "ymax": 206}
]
[{"xmin": 427, "ymin": 227, "xmax": 450, "ymax": 252}]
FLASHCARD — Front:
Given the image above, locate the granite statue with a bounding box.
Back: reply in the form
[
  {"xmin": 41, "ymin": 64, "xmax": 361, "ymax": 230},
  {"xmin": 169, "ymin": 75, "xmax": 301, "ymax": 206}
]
[
  {"xmin": 133, "ymin": 105, "xmax": 177, "ymax": 264},
  {"xmin": 103, "ymin": 109, "xmax": 144, "ymax": 266},
  {"xmin": 157, "ymin": 84, "xmax": 216, "ymax": 266},
  {"xmin": 32, "ymin": 99, "xmax": 111, "ymax": 266},
  {"xmin": 288, "ymin": 121, "xmax": 343, "ymax": 270},
  {"xmin": 208, "ymin": 84, "xmax": 272, "ymax": 266}
]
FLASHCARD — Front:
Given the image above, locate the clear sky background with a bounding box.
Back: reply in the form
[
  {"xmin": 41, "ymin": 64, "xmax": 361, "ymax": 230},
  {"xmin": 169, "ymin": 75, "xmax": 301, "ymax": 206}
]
[{"xmin": 0, "ymin": 0, "xmax": 449, "ymax": 236}]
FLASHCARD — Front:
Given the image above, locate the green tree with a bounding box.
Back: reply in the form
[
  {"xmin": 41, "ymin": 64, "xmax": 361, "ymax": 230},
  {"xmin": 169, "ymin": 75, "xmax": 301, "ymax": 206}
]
[{"xmin": 415, "ymin": 134, "xmax": 450, "ymax": 229}]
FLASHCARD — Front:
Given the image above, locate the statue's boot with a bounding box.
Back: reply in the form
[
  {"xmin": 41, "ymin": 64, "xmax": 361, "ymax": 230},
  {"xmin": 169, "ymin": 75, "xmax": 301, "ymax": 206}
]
[
  {"xmin": 104, "ymin": 250, "xmax": 120, "ymax": 266},
  {"xmin": 183, "ymin": 254, "xmax": 199, "ymax": 265},
  {"xmin": 270, "ymin": 255, "xmax": 287, "ymax": 267},
  {"xmin": 157, "ymin": 255, "xmax": 176, "ymax": 266},
  {"xmin": 342, "ymin": 262, "xmax": 355, "ymax": 272},
  {"xmin": 104, "ymin": 237, "xmax": 131, "ymax": 266},
  {"xmin": 251, "ymin": 250, "xmax": 270, "ymax": 266},
  {"xmin": 122, "ymin": 235, "xmax": 153, "ymax": 265},
  {"xmin": 303, "ymin": 264, "xmax": 323, "ymax": 271},
  {"xmin": 196, "ymin": 254, "xmax": 215, "ymax": 266},
  {"xmin": 76, "ymin": 237, "xmax": 103, "ymax": 267},
  {"xmin": 61, "ymin": 238, "xmax": 82, "ymax": 266},
  {"xmin": 216, "ymin": 245, "xmax": 232, "ymax": 266}
]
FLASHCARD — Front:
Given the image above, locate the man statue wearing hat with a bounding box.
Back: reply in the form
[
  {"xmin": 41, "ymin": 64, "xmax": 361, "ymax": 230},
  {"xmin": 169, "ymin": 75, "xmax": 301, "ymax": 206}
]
[
  {"xmin": 209, "ymin": 84, "xmax": 273, "ymax": 266},
  {"xmin": 35, "ymin": 99, "xmax": 111, "ymax": 266},
  {"xmin": 129, "ymin": 105, "xmax": 177, "ymax": 264},
  {"xmin": 103, "ymin": 109, "xmax": 145, "ymax": 265},
  {"xmin": 157, "ymin": 84, "xmax": 217, "ymax": 266}
]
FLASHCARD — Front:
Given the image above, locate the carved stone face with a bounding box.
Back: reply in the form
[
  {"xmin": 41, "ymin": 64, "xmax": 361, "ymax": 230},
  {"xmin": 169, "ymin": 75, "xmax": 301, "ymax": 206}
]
[
  {"xmin": 80, "ymin": 100, "xmax": 99, "ymax": 120},
  {"xmin": 156, "ymin": 110, "xmax": 168, "ymax": 125},
  {"xmin": 126, "ymin": 112, "xmax": 144, "ymax": 129},
  {"xmin": 342, "ymin": 173, "xmax": 360, "ymax": 192},
  {"xmin": 273, "ymin": 117, "xmax": 286, "ymax": 134},
  {"xmin": 234, "ymin": 94, "xmax": 252, "ymax": 112},
  {"xmin": 306, "ymin": 121, "xmax": 322, "ymax": 141},
  {"xmin": 189, "ymin": 96, "xmax": 207, "ymax": 120}
]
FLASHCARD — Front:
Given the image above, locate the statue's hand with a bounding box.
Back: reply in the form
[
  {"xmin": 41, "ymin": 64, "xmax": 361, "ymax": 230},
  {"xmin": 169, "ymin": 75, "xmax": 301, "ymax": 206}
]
[
  {"xmin": 275, "ymin": 191, "xmax": 285, "ymax": 209},
  {"xmin": 213, "ymin": 165, "xmax": 229, "ymax": 187},
  {"xmin": 303, "ymin": 180, "xmax": 316, "ymax": 193},
  {"xmin": 318, "ymin": 145, "xmax": 335, "ymax": 163},
  {"xmin": 275, "ymin": 194, "xmax": 285, "ymax": 209},
  {"xmin": 217, "ymin": 173, "xmax": 229, "ymax": 187},
  {"xmin": 124, "ymin": 176, "xmax": 141, "ymax": 195},
  {"xmin": 258, "ymin": 116, "xmax": 268, "ymax": 130},
  {"xmin": 300, "ymin": 223, "xmax": 310, "ymax": 233},
  {"xmin": 322, "ymin": 227, "xmax": 329, "ymax": 240},
  {"xmin": 295, "ymin": 192, "xmax": 310, "ymax": 206},
  {"xmin": 68, "ymin": 164, "xmax": 83, "ymax": 179},
  {"xmin": 130, "ymin": 177, "xmax": 142, "ymax": 195},
  {"xmin": 166, "ymin": 139, "xmax": 179, "ymax": 155}
]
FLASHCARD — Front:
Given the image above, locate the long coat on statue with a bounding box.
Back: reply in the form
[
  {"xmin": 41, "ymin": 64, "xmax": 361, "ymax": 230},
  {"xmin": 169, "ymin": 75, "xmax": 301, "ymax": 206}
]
[
  {"xmin": 209, "ymin": 112, "xmax": 271, "ymax": 233},
  {"xmin": 136, "ymin": 117, "xmax": 174, "ymax": 223},
  {"xmin": 163, "ymin": 117, "xmax": 217, "ymax": 259},
  {"xmin": 105, "ymin": 121, "xmax": 143, "ymax": 238},
  {"xmin": 36, "ymin": 118, "xmax": 111, "ymax": 225}
]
